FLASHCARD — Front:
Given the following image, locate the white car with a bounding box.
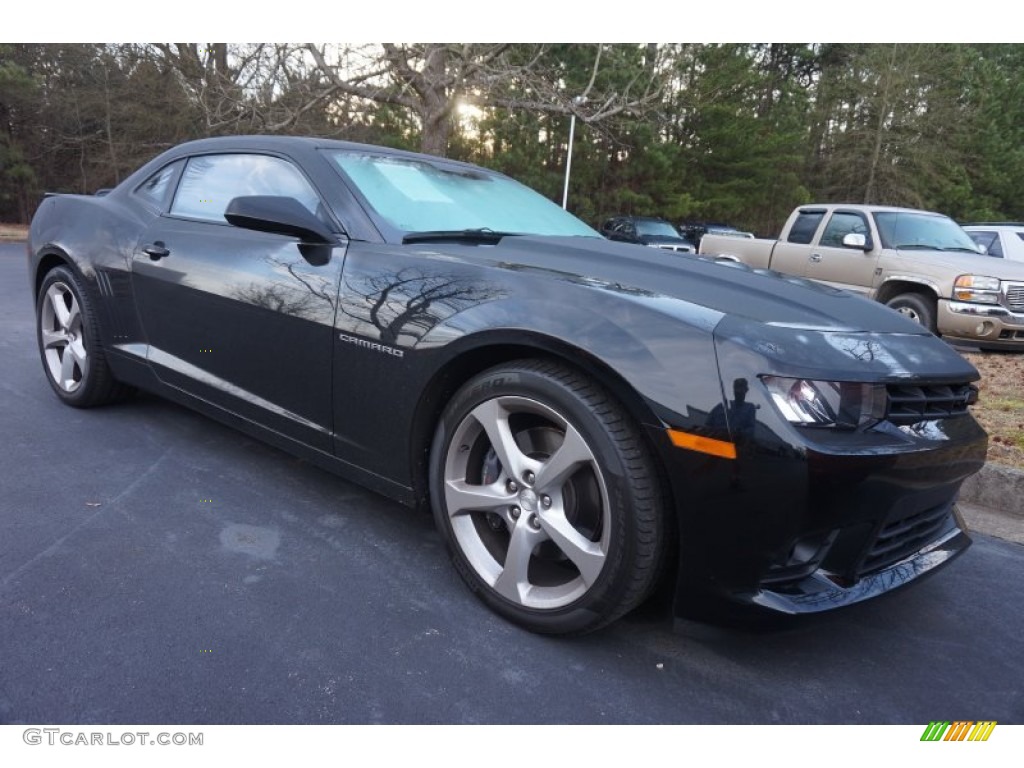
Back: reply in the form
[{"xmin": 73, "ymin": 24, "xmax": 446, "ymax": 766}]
[{"xmin": 963, "ymin": 223, "xmax": 1024, "ymax": 261}]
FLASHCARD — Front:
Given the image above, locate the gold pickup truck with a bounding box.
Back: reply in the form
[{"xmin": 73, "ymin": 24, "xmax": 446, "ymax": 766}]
[{"xmin": 699, "ymin": 203, "xmax": 1024, "ymax": 350}]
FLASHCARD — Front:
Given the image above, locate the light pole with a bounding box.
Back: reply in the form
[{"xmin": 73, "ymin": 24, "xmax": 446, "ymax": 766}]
[{"xmin": 562, "ymin": 97, "xmax": 585, "ymax": 210}]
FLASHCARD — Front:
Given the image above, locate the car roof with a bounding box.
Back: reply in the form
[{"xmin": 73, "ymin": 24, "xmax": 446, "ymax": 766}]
[
  {"xmin": 161, "ymin": 135, "xmax": 488, "ymax": 173},
  {"xmin": 962, "ymin": 222, "xmax": 1024, "ymax": 229},
  {"xmin": 116, "ymin": 134, "xmax": 503, "ymax": 200},
  {"xmin": 800, "ymin": 203, "xmax": 954, "ymax": 216}
]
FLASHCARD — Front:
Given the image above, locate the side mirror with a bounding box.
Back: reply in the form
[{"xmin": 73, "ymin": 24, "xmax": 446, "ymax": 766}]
[
  {"xmin": 224, "ymin": 196, "xmax": 336, "ymax": 245},
  {"xmin": 842, "ymin": 232, "xmax": 870, "ymax": 251},
  {"xmin": 976, "ymin": 243, "xmax": 988, "ymax": 255}
]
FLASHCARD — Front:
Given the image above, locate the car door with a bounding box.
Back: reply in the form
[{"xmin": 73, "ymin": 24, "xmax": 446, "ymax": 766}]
[
  {"xmin": 131, "ymin": 152, "xmax": 347, "ymax": 452},
  {"xmin": 768, "ymin": 207, "xmax": 828, "ymax": 277},
  {"xmin": 803, "ymin": 209, "xmax": 880, "ymax": 295}
]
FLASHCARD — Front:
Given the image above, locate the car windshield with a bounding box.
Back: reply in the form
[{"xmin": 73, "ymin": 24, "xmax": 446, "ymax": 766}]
[
  {"xmin": 873, "ymin": 212, "xmax": 980, "ymax": 252},
  {"xmin": 635, "ymin": 220, "xmax": 681, "ymax": 238},
  {"xmin": 328, "ymin": 151, "xmax": 598, "ymax": 238}
]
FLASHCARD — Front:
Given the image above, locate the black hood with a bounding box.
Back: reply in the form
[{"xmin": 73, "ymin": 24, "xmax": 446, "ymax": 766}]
[{"xmin": 486, "ymin": 235, "xmax": 926, "ymax": 336}]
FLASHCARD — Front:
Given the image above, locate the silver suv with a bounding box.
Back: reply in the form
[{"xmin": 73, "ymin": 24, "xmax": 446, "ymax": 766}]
[{"xmin": 963, "ymin": 223, "xmax": 1024, "ymax": 262}]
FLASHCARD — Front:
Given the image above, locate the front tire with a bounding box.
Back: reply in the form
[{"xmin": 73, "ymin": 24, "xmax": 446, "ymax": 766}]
[
  {"xmin": 37, "ymin": 265, "xmax": 132, "ymax": 408},
  {"xmin": 885, "ymin": 292, "xmax": 938, "ymax": 334},
  {"xmin": 429, "ymin": 360, "xmax": 666, "ymax": 635}
]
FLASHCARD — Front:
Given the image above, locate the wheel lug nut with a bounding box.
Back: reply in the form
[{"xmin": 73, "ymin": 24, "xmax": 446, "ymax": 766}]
[
  {"xmin": 541, "ymin": 495, "xmax": 551, "ymax": 508},
  {"xmin": 507, "ymin": 480, "xmax": 518, "ymax": 493},
  {"xmin": 528, "ymin": 514, "xmax": 541, "ymax": 530},
  {"xmin": 523, "ymin": 470, "xmax": 535, "ymax": 485},
  {"xmin": 510, "ymin": 506, "xmax": 521, "ymax": 519}
]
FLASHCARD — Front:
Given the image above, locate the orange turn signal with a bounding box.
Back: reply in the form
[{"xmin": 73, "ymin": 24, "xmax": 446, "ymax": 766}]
[{"xmin": 666, "ymin": 429, "xmax": 737, "ymax": 460}]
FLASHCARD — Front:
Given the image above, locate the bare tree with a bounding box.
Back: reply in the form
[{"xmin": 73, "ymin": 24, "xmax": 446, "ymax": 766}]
[
  {"xmin": 339, "ymin": 267, "xmax": 498, "ymax": 345},
  {"xmin": 306, "ymin": 44, "xmax": 667, "ymax": 156}
]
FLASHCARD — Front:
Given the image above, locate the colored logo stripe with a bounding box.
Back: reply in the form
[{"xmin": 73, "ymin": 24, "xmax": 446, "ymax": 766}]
[
  {"xmin": 968, "ymin": 722, "xmax": 997, "ymax": 741},
  {"xmin": 920, "ymin": 721, "xmax": 996, "ymax": 741}
]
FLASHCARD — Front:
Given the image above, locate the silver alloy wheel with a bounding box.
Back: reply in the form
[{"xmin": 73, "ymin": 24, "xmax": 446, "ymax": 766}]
[
  {"xmin": 442, "ymin": 395, "xmax": 610, "ymax": 610},
  {"xmin": 895, "ymin": 306, "xmax": 922, "ymax": 323},
  {"xmin": 40, "ymin": 282, "xmax": 89, "ymax": 393}
]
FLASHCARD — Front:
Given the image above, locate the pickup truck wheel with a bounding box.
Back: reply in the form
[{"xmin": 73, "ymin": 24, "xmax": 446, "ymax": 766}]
[
  {"xmin": 429, "ymin": 360, "xmax": 666, "ymax": 635},
  {"xmin": 886, "ymin": 293, "xmax": 938, "ymax": 335}
]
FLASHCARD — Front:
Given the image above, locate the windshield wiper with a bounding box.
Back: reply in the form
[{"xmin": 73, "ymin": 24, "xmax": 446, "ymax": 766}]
[
  {"xmin": 893, "ymin": 243, "xmax": 981, "ymax": 253},
  {"xmin": 402, "ymin": 228, "xmax": 520, "ymax": 245}
]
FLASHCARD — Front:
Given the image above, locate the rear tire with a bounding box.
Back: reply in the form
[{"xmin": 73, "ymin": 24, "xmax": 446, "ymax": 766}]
[
  {"xmin": 886, "ymin": 292, "xmax": 938, "ymax": 334},
  {"xmin": 429, "ymin": 359, "xmax": 666, "ymax": 635},
  {"xmin": 37, "ymin": 265, "xmax": 133, "ymax": 408}
]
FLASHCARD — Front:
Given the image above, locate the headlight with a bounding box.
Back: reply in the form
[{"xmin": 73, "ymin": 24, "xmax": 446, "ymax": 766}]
[
  {"xmin": 953, "ymin": 275, "xmax": 1001, "ymax": 304},
  {"xmin": 762, "ymin": 377, "xmax": 887, "ymax": 429}
]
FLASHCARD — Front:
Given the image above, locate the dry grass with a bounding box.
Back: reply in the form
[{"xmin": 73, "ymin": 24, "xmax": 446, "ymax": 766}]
[
  {"xmin": 962, "ymin": 351, "xmax": 1024, "ymax": 470},
  {"xmin": 0, "ymin": 223, "xmax": 28, "ymax": 241}
]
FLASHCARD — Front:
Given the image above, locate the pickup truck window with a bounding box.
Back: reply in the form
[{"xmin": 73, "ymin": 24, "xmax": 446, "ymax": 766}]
[
  {"xmin": 820, "ymin": 212, "xmax": 870, "ymax": 248},
  {"xmin": 787, "ymin": 210, "xmax": 825, "ymax": 244},
  {"xmin": 873, "ymin": 211, "xmax": 979, "ymax": 253}
]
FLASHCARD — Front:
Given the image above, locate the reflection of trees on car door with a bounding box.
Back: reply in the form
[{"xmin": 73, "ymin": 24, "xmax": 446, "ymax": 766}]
[{"xmin": 131, "ymin": 152, "xmax": 345, "ymax": 451}]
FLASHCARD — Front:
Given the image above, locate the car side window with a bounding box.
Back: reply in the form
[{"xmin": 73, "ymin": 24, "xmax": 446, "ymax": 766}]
[
  {"xmin": 170, "ymin": 154, "xmax": 321, "ymax": 223},
  {"xmin": 787, "ymin": 210, "xmax": 826, "ymax": 244},
  {"xmin": 967, "ymin": 231, "xmax": 1003, "ymax": 257},
  {"xmin": 819, "ymin": 212, "xmax": 869, "ymax": 248},
  {"xmin": 133, "ymin": 161, "xmax": 182, "ymax": 209}
]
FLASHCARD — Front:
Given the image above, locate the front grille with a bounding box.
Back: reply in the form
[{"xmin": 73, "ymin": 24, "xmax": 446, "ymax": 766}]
[
  {"xmin": 857, "ymin": 502, "xmax": 953, "ymax": 577},
  {"xmin": 1006, "ymin": 284, "xmax": 1024, "ymax": 312},
  {"xmin": 885, "ymin": 383, "xmax": 974, "ymax": 424}
]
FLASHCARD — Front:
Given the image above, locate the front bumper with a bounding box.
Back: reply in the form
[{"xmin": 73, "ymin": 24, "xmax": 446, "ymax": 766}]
[
  {"xmin": 751, "ymin": 507, "xmax": 970, "ymax": 614},
  {"xmin": 938, "ymin": 298, "xmax": 1024, "ymax": 350},
  {"xmin": 656, "ymin": 324, "xmax": 988, "ymax": 621}
]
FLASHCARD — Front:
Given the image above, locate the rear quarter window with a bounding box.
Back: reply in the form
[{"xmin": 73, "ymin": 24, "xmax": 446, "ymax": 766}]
[
  {"xmin": 133, "ymin": 161, "xmax": 182, "ymax": 210},
  {"xmin": 787, "ymin": 210, "xmax": 826, "ymax": 244}
]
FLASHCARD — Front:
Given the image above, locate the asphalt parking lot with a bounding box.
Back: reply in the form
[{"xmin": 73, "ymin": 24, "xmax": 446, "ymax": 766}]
[{"xmin": 1, "ymin": 244, "xmax": 1022, "ymax": 724}]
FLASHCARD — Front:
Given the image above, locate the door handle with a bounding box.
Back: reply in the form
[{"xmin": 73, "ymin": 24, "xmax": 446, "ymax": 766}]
[
  {"xmin": 809, "ymin": 253, "xmax": 822, "ymax": 263},
  {"xmin": 143, "ymin": 242, "xmax": 170, "ymax": 261}
]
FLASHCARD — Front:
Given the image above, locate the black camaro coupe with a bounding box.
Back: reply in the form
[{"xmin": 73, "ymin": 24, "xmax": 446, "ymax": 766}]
[{"xmin": 28, "ymin": 136, "xmax": 987, "ymax": 634}]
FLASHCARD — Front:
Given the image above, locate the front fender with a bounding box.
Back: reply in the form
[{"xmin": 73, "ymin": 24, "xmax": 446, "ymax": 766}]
[{"xmin": 419, "ymin": 290, "xmax": 730, "ymax": 436}]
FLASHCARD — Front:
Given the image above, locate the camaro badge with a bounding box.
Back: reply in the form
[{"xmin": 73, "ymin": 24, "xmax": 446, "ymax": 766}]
[{"xmin": 338, "ymin": 333, "xmax": 405, "ymax": 359}]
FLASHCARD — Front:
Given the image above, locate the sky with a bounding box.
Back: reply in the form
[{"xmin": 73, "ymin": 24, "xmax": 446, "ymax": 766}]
[{"xmin": 2, "ymin": 2, "xmax": 1016, "ymax": 44}]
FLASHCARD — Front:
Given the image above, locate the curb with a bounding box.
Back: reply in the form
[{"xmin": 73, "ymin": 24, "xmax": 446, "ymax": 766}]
[{"xmin": 959, "ymin": 463, "xmax": 1024, "ymax": 520}]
